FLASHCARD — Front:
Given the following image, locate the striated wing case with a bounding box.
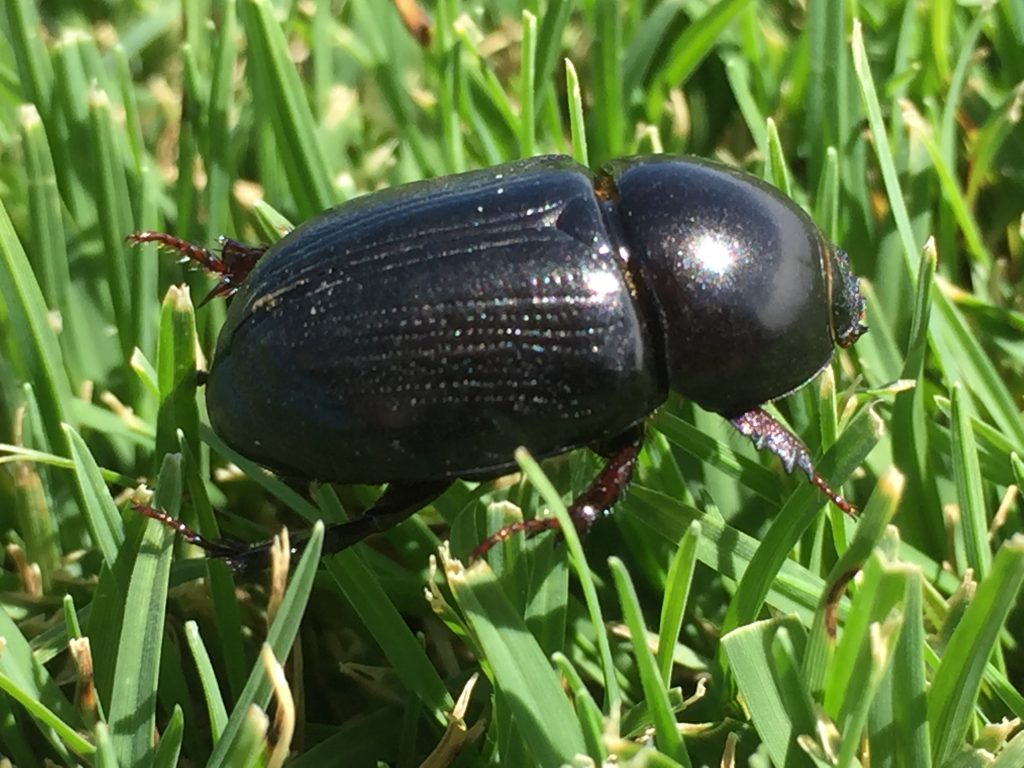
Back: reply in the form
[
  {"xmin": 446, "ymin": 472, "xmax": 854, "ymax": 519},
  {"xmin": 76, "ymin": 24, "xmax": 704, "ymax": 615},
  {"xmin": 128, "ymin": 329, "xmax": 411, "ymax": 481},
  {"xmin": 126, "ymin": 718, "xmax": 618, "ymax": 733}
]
[{"xmin": 206, "ymin": 157, "xmax": 665, "ymax": 483}]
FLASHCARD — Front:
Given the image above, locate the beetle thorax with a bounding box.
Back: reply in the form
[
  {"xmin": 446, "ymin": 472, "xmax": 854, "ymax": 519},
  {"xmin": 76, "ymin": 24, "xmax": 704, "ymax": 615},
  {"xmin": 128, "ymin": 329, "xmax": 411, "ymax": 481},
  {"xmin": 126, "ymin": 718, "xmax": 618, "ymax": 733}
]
[{"xmin": 601, "ymin": 157, "xmax": 837, "ymax": 417}]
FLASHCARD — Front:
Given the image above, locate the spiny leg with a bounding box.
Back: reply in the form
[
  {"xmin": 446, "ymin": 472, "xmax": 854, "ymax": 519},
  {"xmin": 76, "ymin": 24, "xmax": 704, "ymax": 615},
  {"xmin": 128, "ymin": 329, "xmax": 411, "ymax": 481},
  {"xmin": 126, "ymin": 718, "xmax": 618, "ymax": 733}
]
[
  {"xmin": 126, "ymin": 231, "xmax": 268, "ymax": 303},
  {"xmin": 729, "ymin": 407, "xmax": 855, "ymax": 514},
  {"xmin": 471, "ymin": 425, "xmax": 644, "ymax": 560},
  {"xmin": 137, "ymin": 480, "xmax": 449, "ymax": 574}
]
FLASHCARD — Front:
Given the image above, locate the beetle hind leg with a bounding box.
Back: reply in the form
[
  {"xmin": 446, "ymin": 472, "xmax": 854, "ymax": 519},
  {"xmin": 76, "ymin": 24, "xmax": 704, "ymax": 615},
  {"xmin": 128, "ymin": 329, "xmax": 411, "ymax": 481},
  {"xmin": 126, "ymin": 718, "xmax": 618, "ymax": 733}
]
[
  {"xmin": 471, "ymin": 425, "xmax": 644, "ymax": 560},
  {"xmin": 729, "ymin": 407, "xmax": 855, "ymax": 514},
  {"xmin": 126, "ymin": 231, "xmax": 267, "ymax": 302},
  {"xmin": 320, "ymin": 480, "xmax": 450, "ymax": 557},
  {"xmin": 136, "ymin": 480, "xmax": 449, "ymax": 574}
]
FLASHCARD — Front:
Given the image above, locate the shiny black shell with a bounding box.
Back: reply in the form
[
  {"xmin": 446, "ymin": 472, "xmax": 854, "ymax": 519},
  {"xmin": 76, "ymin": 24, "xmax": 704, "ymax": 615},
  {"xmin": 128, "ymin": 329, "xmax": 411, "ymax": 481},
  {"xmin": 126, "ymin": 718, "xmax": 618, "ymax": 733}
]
[{"xmin": 206, "ymin": 155, "xmax": 858, "ymax": 484}]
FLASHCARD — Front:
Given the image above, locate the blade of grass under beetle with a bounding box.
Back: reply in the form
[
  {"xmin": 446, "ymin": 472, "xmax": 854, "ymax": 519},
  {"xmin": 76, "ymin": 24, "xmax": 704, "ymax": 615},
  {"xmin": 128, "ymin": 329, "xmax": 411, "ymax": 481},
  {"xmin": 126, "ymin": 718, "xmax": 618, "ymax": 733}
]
[
  {"xmin": 449, "ymin": 555, "xmax": 586, "ymax": 765},
  {"xmin": 178, "ymin": 434, "xmax": 247, "ymax": 699},
  {"xmin": 184, "ymin": 621, "xmax": 229, "ymax": 740},
  {"xmin": 657, "ymin": 522, "xmax": 700, "ymax": 685},
  {"xmin": 651, "ymin": 411, "xmax": 780, "ymax": 503},
  {"xmin": 516, "ymin": 447, "xmax": 622, "ymax": 712},
  {"xmin": 314, "ymin": 485, "xmax": 454, "ymax": 727},
  {"xmin": 609, "ymin": 557, "xmax": 691, "ymax": 766},
  {"xmin": 108, "ymin": 453, "xmax": 178, "ymax": 766},
  {"xmin": 207, "ymin": 522, "xmax": 323, "ymax": 767},
  {"xmin": 721, "ymin": 617, "xmax": 817, "ymax": 768},
  {"xmin": 552, "ymin": 652, "xmax": 607, "ymax": 763},
  {"xmin": 200, "ymin": 423, "xmax": 320, "ymax": 520}
]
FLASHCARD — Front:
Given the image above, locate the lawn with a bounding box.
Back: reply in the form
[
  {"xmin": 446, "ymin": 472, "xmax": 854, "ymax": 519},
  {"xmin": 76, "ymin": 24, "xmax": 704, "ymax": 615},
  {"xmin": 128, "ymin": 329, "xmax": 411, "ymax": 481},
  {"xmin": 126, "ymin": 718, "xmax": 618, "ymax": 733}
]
[{"xmin": 0, "ymin": 0, "xmax": 1022, "ymax": 765}]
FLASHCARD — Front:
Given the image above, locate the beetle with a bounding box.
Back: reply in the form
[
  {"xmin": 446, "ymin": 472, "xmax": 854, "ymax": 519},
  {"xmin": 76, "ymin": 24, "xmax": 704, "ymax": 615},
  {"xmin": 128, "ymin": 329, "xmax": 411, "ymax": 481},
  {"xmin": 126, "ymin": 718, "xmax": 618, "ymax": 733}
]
[{"xmin": 130, "ymin": 154, "xmax": 866, "ymax": 571}]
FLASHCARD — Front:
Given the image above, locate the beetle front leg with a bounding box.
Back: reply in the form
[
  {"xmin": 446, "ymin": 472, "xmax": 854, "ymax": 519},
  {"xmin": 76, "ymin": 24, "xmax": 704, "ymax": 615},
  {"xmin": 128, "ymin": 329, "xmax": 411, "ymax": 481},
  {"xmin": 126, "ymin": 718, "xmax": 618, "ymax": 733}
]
[
  {"xmin": 471, "ymin": 425, "xmax": 644, "ymax": 560},
  {"xmin": 729, "ymin": 407, "xmax": 855, "ymax": 514}
]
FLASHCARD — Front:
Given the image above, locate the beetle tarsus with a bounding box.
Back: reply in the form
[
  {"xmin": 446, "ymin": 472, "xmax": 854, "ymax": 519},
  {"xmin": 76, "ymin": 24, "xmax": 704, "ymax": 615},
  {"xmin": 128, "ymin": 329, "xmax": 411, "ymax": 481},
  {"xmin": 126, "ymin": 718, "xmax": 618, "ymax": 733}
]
[
  {"xmin": 134, "ymin": 503, "xmax": 252, "ymax": 565},
  {"xmin": 729, "ymin": 408, "xmax": 856, "ymax": 514},
  {"xmin": 126, "ymin": 231, "xmax": 267, "ymax": 302},
  {"xmin": 471, "ymin": 427, "xmax": 643, "ymax": 560}
]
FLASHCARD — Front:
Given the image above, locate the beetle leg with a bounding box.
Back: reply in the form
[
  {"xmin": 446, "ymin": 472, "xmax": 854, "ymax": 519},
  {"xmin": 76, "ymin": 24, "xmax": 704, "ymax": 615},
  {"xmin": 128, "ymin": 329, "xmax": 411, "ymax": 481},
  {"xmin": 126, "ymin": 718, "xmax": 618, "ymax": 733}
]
[
  {"xmin": 133, "ymin": 502, "xmax": 257, "ymax": 570},
  {"xmin": 471, "ymin": 425, "xmax": 644, "ymax": 560},
  {"xmin": 126, "ymin": 231, "xmax": 268, "ymax": 302},
  {"xmin": 729, "ymin": 407, "xmax": 856, "ymax": 514},
  {"xmin": 127, "ymin": 231, "xmax": 225, "ymax": 272},
  {"xmin": 319, "ymin": 480, "xmax": 450, "ymax": 559},
  {"xmin": 136, "ymin": 481, "xmax": 448, "ymax": 573}
]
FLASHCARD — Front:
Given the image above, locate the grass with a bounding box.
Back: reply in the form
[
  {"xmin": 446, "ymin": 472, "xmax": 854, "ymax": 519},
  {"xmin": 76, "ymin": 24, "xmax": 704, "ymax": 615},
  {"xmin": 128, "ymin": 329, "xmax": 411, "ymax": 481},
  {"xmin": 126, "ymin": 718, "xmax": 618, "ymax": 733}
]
[{"xmin": 1, "ymin": 0, "xmax": 1023, "ymax": 765}]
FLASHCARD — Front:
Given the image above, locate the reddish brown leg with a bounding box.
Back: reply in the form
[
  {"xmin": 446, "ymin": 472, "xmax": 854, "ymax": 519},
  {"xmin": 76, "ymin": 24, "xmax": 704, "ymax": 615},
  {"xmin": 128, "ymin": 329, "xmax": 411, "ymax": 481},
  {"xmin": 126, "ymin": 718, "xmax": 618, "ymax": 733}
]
[
  {"xmin": 134, "ymin": 503, "xmax": 252, "ymax": 569},
  {"xmin": 136, "ymin": 480, "xmax": 448, "ymax": 574},
  {"xmin": 126, "ymin": 231, "xmax": 268, "ymax": 303},
  {"xmin": 471, "ymin": 426, "xmax": 644, "ymax": 560},
  {"xmin": 730, "ymin": 407, "xmax": 855, "ymax": 514}
]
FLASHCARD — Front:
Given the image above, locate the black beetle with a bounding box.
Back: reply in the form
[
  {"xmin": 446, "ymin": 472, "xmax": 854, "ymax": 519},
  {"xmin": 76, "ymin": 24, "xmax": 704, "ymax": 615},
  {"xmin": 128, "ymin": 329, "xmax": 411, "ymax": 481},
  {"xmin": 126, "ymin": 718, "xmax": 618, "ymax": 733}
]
[{"xmin": 130, "ymin": 154, "xmax": 865, "ymax": 570}]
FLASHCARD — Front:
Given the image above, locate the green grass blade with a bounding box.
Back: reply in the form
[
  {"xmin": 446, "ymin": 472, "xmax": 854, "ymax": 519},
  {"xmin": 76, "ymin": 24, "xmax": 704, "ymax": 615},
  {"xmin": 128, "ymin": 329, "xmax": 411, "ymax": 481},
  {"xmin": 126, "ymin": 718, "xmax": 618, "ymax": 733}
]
[
  {"xmin": 0, "ymin": 195, "xmax": 71, "ymax": 450},
  {"xmin": 207, "ymin": 522, "xmax": 323, "ymax": 766},
  {"xmin": 314, "ymin": 486, "xmax": 454, "ymax": 726},
  {"xmin": 609, "ymin": 557, "xmax": 690, "ymax": 765},
  {"xmin": 241, "ymin": 0, "xmax": 335, "ymax": 216},
  {"xmin": 446, "ymin": 555, "xmax": 586, "ymax": 765},
  {"xmin": 656, "ymin": 522, "xmax": 700, "ymax": 685},
  {"xmin": 108, "ymin": 454, "xmax": 177, "ymax": 765},
  {"xmin": 184, "ymin": 621, "xmax": 229, "ymax": 739},
  {"xmin": 516, "ymin": 448, "xmax": 621, "ymax": 712},
  {"xmin": 929, "ymin": 537, "xmax": 1024, "ymax": 764},
  {"xmin": 721, "ymin": 617, "xmax": 817, "ymax": 768},
  {"xmin": 88, "ymin": 86, "xmax": 138, "ymax": 363}
]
